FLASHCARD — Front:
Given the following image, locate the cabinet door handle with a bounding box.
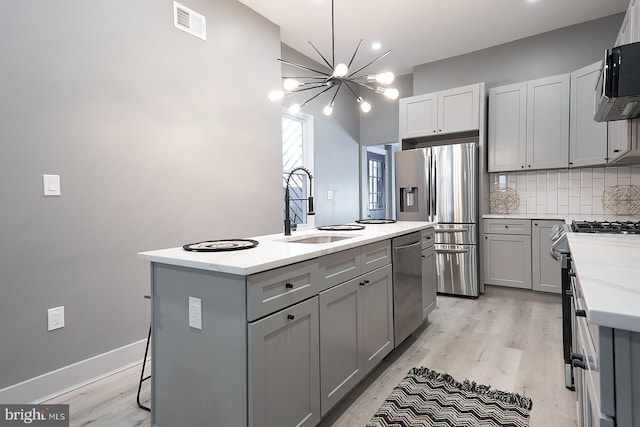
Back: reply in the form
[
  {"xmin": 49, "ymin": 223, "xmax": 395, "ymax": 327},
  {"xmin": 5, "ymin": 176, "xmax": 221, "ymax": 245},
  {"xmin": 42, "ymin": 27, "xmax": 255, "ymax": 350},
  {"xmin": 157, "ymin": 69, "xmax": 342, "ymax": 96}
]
[
  {"xmin": 360, "ymin": 279, "xmax": 370, "ymax": 286},
  {"xmin": 422, "ymin": 255, "xmax": 426, "ymax": 258},
  {"xmin": 285, "ymin": 283, "xmax": 294, "ymax": 289},
  {"xmin": 287, "ymin": 314, "xmax": 295, "ymax": 320},
  {"xmin": 614, "ymin": 149, "xmax": 620, "ymax": 153},
  {"xmin": 534, "ymin": 223, "xmax": 538, "ymax": 226},
  {"xmin": 575, "ymin": 309, "xmax": 586, "ymax": 318},
  {"xmin": 505, "ymin": 225, "xmax": 509, "ymax": 229}
]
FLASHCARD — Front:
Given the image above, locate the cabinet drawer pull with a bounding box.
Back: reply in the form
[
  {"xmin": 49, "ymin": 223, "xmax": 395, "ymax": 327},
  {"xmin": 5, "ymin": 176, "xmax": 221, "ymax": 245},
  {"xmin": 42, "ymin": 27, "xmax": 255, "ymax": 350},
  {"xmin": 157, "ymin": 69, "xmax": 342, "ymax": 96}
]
[
  {"xmin": 575, "ymin": 309, "xmax": 586, "ymax": 318},
  {"xmin": 614, "ymin": 149, "xmax": 620, "ymax": 153},
  {"xmin": 285, "ymin": 283, "xmax": 294, "ymax": 289},
  {"xmin": 422, "ymin": 254, "xmax": 426, "ymax": 258},
  {"xmin": 287, "ymin": 314, "xmax": 295, "ymax": 320},
  {"xmin": 504, "ymin": 225, "xmax": 509, "ymax": 228},
  {"xmin": 360, "ymin": 279, "xmax": 370, "ymax": 286}
]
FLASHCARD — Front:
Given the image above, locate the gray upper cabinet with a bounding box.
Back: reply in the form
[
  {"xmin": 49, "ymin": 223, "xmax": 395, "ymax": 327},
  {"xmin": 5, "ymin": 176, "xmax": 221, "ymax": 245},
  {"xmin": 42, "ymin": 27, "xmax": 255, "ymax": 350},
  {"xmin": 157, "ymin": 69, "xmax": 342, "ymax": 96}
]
[
  {"xmin": 248, "ymin": 296, "xmax": 321, "ymax": 427},
  {"xmin": 570, "ymin": 62, "xmax": 608, "ymax": 168},
  {"xmin": 526, "ymin": 74, "xmax": 570, "ymax": 170},
  {"xmin": 488, "ymin": 74, "xmax": 570, "ymax": 172},
  {"xmin": 399, "ymin": 83, "xmax": 481, "ymax": 140},
  {"xmin": 532, "ymin": 220, "xmax": 563, "ymax": 294},
  {"xmin": 488, "ymin": 83, "xmax": 527, "ymax": 172}
]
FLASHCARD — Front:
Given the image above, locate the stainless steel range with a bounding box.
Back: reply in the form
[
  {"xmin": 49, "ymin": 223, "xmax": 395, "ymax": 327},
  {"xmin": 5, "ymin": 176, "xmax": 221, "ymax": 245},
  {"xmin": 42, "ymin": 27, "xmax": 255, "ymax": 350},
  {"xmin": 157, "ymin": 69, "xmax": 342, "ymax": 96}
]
[{"xmin": 571, "ymin": 220, "xmax": 640, "ymax": 234}]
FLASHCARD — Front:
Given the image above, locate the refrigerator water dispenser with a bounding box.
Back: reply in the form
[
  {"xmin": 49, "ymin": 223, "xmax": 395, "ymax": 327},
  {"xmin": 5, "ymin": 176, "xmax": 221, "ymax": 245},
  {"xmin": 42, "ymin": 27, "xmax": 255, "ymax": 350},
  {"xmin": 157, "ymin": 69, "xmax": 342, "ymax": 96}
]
[{"xmin": 400, "ymin": 187, "xmax": 419, "ymax": 212}]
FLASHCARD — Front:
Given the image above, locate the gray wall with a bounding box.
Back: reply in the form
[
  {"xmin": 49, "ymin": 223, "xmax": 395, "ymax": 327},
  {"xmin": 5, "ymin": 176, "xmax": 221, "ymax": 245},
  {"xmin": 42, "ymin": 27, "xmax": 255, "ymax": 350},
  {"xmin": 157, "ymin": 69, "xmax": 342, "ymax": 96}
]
[
  {"xmin": 360, "ymin": 74, "xmax": 413, "ymax": 146},
  {"xmin": 413, "ymin": 14, "xmax": 624, "ymax": 95},
  {"xmin": 0, "ymin": 0, "xmax": 282, "ymax": 389},
  {"xmin": 280, "ymin": 44, "xmax": 361, "ymax": 225}
]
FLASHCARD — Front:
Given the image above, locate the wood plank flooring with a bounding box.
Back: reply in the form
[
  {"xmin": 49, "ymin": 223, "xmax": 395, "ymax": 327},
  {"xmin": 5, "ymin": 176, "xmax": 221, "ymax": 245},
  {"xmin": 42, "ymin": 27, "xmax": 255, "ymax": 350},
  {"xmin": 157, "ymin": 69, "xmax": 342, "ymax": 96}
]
[{"xmin": 46, "ymin": 285, "xmax": 577, "ymax": 426}]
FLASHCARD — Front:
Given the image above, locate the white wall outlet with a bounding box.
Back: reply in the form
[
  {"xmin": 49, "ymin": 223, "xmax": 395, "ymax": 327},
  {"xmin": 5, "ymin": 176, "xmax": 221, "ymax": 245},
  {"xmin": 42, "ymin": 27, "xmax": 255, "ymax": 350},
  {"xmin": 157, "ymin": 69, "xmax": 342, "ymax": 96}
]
[
  {"xmin": 188, "ymin": 297, "xmax": 202, "ymax": 330},
  {"xmin": 47, "ymin": 306, "xmax": 65, "ymax": 331},
  {"xmin": 327, "ymin": 190, "xmax": 334, "ymax": 200},
  {"xmin": 43, "ymin": 174, "xmax": 61, "ymax": 196}
]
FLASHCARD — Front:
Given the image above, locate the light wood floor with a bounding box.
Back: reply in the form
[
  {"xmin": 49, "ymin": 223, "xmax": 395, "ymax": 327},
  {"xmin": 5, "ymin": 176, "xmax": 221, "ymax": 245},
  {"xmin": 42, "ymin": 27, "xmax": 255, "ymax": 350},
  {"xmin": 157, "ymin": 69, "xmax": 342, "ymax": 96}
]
[{"xmin": 46, "ymin": 285, "xmax": 577, "ymax": 426}]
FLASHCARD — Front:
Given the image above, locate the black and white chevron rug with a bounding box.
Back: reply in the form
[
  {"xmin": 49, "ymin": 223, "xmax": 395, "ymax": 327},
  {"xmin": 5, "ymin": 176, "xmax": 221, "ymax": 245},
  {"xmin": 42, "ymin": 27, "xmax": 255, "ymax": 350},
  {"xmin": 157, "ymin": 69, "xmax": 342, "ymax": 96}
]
[{"xmin": 367, "ymin": 367, "xmax": 533, "ymax": 427}]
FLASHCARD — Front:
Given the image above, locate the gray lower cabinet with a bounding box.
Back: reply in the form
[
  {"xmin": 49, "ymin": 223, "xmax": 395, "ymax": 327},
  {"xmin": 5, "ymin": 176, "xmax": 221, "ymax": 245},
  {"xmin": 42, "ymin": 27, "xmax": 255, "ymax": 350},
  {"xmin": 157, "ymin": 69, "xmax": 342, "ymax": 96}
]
[
  {"xmin": 532, "ymin": 220, "xmax": 563, "ymax": 294},
  {"xmin": 249, "ymin": 297, "xmax": 320, "ymax": 427},
  {"xmin": 319, "ymin": 264, "xmax": 393, "ymax": 416},
  {"xmin": 421, "ymin": 236, "xmax": 436, "ymax": 319},
  {"xmin": 483, "ymin": 221, "xmax": 532, "ymax": 289}
]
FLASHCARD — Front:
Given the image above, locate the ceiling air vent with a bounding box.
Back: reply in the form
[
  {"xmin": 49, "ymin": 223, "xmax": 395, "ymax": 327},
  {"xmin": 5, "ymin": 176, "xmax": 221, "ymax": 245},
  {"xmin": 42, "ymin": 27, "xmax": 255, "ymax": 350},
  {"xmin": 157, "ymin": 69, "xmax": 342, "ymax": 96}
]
[{"xmin": 173, "ymin": 1, "xmax": 206, "ymax": 40}]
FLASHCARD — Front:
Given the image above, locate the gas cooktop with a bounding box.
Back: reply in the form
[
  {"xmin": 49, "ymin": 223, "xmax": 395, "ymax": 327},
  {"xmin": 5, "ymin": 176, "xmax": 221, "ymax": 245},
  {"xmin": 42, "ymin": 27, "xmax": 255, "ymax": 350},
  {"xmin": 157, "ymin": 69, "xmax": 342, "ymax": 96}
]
[{"xmin": 571, "ymin": 220, "xmax": 640, "ymax": 234}]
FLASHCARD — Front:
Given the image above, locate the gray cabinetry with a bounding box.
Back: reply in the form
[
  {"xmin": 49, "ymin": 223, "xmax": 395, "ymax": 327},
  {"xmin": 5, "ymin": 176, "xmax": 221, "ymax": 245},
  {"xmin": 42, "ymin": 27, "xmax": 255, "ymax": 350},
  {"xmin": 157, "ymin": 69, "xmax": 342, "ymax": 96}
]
[
  {"xmin": 570, "ymin": 62, "xmax": 608, "ymax": 168},
  {"xmin": 526, "ymin": 74, "xmax": 570, "ymax": 170},
  {"xmin": 488, "ymin": 83, "xmax": 527, "ymax": 172},
  {"xmin": 532, "ymin": 220, "xmax": 563, "ymax": 294},
  {"xmin": 319, "ymin": 263, "xmax": 393, "ymax": 416},
  {"xmin": 249, "ymin": 297, "xmax": 320, "ymax": 427},
  {"xmin": 421, "ymin": 228, "xmax": 436, "ymax": 319},
  {"xmin": 483, "ymin": 219, "xmax": 532, "ymax": 289},
  {"xmin": 399, "ymin": 83, "xmax": 481, "ymax": 140}
]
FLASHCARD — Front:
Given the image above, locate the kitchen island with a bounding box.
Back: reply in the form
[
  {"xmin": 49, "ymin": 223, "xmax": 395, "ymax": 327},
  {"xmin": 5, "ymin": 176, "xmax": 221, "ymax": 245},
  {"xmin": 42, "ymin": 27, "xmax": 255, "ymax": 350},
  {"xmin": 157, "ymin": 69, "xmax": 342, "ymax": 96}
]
[
  {"xmin": 566, "ymin": 233, "xmax": 640, "ymax": 427},
  {"xmin": 138, "ymin": 221, "xmax": 434, "ymax": 427}
]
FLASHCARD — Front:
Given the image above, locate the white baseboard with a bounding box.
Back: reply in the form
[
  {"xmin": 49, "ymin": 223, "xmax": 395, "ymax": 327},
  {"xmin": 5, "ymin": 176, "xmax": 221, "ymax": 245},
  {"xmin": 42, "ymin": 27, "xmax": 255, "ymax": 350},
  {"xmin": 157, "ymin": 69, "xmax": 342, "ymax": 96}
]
[{"xmin": 0, "ymin": 338, "xmax": 148, "ymax": 404}]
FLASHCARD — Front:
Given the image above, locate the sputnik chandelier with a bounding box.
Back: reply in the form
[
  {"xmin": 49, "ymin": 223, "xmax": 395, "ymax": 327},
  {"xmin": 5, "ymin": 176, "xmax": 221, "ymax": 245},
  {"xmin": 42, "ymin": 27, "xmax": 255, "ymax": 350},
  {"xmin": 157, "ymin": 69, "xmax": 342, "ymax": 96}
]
[{"xmin": 268, "ymin": 0, "xmax": 398, "ymax": 116}]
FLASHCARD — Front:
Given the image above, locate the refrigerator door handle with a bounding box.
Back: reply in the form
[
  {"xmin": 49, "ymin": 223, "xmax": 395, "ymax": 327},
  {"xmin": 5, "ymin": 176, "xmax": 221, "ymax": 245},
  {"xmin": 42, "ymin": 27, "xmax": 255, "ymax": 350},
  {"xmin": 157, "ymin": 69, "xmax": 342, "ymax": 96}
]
[
  {"xmin": 436, "ymin": 227, "xmax": 469, "ymax": 233},
  {"xmin": 436, "ymin": 248, "xmax": 469, "ymax": 254},
  {"xmin": 431, "ymin": 154, "xmax": 437, "ymax": 221}
]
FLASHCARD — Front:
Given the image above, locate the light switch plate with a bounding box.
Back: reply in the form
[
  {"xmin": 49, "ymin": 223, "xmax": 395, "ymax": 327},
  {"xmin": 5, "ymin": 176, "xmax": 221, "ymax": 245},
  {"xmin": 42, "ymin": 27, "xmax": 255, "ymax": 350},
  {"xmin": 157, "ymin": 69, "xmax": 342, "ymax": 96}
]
[
  {"xmin": 43, "ymin": 174, "xmax": 61, "ymax": 196},
  {"xmin": 189, "ymin": 296, "xmax": 202, "ymax": 330}
]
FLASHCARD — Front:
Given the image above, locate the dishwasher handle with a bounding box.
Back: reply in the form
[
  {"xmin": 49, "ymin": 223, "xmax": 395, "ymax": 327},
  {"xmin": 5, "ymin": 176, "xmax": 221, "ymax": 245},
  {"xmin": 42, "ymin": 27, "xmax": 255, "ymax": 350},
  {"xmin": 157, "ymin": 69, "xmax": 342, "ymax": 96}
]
[{"xmin": 393, "ymin": 241, "xmax": 422, "ymax": 252}]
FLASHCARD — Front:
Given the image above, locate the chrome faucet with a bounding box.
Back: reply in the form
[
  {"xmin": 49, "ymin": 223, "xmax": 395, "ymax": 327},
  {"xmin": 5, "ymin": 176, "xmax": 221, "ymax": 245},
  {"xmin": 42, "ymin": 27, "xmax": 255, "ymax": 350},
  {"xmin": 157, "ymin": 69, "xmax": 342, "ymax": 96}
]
[{"xmin": 284, "ymin": 167, "xmax": 315, "ymax": 236}]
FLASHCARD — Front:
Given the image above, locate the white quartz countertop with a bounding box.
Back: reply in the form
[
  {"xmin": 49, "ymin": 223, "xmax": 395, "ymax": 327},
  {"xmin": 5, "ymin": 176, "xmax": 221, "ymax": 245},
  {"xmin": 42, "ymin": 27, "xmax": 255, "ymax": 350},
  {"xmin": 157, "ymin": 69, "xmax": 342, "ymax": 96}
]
[
  {"xmin": 138, "ymin": 221, "xmax": 435, "ymax": 276},
  {"xmin": 483, "ymin": 213, "xmax": 640, "ymax": 222},
  {"xmin": 567, "ymin": 233, "xmax": 640, "ymax": 333}
]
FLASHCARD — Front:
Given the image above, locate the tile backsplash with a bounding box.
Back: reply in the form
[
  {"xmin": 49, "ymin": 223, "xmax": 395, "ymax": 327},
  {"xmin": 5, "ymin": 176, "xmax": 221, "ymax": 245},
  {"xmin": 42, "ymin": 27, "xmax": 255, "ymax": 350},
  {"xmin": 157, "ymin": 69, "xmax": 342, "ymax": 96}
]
[{"xmin": 489, "ymin": 166, "xmax": 640, "ymax": 215}]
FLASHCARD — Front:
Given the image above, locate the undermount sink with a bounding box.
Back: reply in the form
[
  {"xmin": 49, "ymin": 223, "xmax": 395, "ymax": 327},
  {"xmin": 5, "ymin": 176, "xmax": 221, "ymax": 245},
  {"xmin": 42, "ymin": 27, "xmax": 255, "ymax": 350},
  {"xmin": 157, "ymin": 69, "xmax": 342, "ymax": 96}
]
[{"xmin": 277, "ymin": 234, "xmax": 360, "ymax": 244}]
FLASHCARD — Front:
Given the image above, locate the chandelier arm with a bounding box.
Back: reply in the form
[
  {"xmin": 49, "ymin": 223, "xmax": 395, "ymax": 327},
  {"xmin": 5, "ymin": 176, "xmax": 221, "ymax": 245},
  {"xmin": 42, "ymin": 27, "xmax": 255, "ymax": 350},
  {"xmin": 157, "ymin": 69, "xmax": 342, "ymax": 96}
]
[
  {"xmin": 283, "ymin": 76, "xmax": 328, "ymax": 80},
  {"xmin": 308, "ymin": 41, "xmax": 333, "ymax": 69},
  {"xmin": 331, "ymin": 0, "xmax": 335, "ymax": 67},
  {"xmin": 289, "ymin": 83, "xmax": 334, "ymax": 94},
  {"xmin": 347, "ymin": 39, "xmax": 363, "ymax": 69},
  {"xmin": 342, "ymin": 81, "xmax": 361, "ymax": 101},
  {"xmin": 347, "ymin": 50, "xmax": 392, "ymax": 78},
  {"xmin": 301, "ymin": 85, "xmax": 336, "ymax": 105},
  {"xmin": 348, "ymin": 80, "xmax": 377, "ymax": 92},
  {"xmin": 330, "ymin": 82, "xmax": 343, "ymax": 103},
  {"xmin": 277, "ymin": 59, "xmax": 332, "ymax": 77}
]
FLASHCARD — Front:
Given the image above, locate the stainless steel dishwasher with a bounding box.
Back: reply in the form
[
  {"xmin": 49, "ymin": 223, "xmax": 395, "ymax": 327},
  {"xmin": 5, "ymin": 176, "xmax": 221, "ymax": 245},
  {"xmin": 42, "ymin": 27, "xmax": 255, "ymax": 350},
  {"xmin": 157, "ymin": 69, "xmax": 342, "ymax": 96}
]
[{"xmin": 392, "ymin": 231, "xmax": 423, "ymax": 346}]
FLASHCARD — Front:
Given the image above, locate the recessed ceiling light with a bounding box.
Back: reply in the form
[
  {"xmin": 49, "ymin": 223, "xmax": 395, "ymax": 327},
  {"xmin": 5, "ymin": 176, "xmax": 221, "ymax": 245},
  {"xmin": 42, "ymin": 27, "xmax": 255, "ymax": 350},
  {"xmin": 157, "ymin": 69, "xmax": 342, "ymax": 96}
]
[{"xmin": 372, "ymin": 42, "xmax": 382, "ymax": 50}]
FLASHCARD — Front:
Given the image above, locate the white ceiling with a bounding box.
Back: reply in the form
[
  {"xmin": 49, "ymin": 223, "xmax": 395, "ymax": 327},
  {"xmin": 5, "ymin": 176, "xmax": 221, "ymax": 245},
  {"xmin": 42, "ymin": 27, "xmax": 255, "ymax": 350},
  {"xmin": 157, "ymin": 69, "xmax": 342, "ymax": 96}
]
[{"xmin": 238, "ymin": 0, "xmax": 628, "ymax": 76}]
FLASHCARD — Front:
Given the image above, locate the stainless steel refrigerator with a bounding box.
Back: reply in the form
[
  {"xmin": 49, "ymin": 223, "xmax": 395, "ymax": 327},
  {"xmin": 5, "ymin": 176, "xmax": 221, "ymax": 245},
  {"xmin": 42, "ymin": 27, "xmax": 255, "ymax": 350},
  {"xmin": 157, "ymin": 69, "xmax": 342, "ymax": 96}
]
[{"xmin": 396, "ymin": 143, "xmax": 479, "ymax": 297}]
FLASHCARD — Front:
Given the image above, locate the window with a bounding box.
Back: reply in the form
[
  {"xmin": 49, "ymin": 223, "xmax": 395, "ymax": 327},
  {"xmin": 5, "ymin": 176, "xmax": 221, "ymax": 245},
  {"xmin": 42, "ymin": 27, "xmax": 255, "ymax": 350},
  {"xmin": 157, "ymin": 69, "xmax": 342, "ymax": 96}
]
[
  {"xmin": 282, "ymin": 112, "xmax": 313, "ymax": 225},
  {"xmin": 367, "ymin": 152, "xmax": 385, "ymax": 212}
]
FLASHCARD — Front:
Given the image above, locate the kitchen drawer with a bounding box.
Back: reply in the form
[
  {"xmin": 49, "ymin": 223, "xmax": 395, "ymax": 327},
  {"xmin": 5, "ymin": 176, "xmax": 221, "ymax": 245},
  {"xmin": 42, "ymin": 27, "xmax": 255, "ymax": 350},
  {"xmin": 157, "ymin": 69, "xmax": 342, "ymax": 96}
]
[
  {"xmin": 421, "ymin": 227, "xmax": 435, "ymax": 249},
  {"xmin": 318, "ymin": 247, "xmax": 362, "ymax": 291},
  {"xmin": 483, "ymin": 218, "xmax": 531, "ymax": 235},
  {"xmin": 361, "ymin": 240, "xmax": 391, "ymax": 274},
  {"xmin": 247, "ymin": 259, "xmax": 320, "ymax": 321}
]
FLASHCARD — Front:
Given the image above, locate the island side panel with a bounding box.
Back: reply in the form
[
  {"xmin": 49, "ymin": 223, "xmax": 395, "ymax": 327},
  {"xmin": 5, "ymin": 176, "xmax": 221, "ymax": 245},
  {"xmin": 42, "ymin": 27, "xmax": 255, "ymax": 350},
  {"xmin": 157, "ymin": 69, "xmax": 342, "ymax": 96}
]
[{"xmin": 151, "ymin": 263, "xmax": 247, "ymax": 427}]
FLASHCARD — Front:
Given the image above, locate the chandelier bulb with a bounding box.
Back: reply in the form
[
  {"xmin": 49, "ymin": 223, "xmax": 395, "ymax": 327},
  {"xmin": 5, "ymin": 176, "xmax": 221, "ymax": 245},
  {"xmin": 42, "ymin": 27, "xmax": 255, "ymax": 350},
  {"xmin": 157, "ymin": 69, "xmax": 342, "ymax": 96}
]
[
  {"xmin": 333, "ymin": 63, "xmax": 349, "ymax": 78},
  {"xmin": 376, "ymin": 72, "xmax": 395, "ymax": 85},
  {"xmin": 323, "ymin": 101, "xmax": 334, "ymax": 116},
  {"xmin": 288, "ymin": 103, "xmax": 302, "ymax": 114},
  {"xmin": 358, "ymin": 98, "xmax": 371, "ymax": 113},
  {"xmin": 384, "ymin": 88, "xmax": 400, "ymax": 100},
  {"xmin": 283, "ymin": 78, "xmax": 300, "ymax": 91},
  {"xmin": 268, "ymin": 90, "xmax": 285, "ymax": 101}
]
